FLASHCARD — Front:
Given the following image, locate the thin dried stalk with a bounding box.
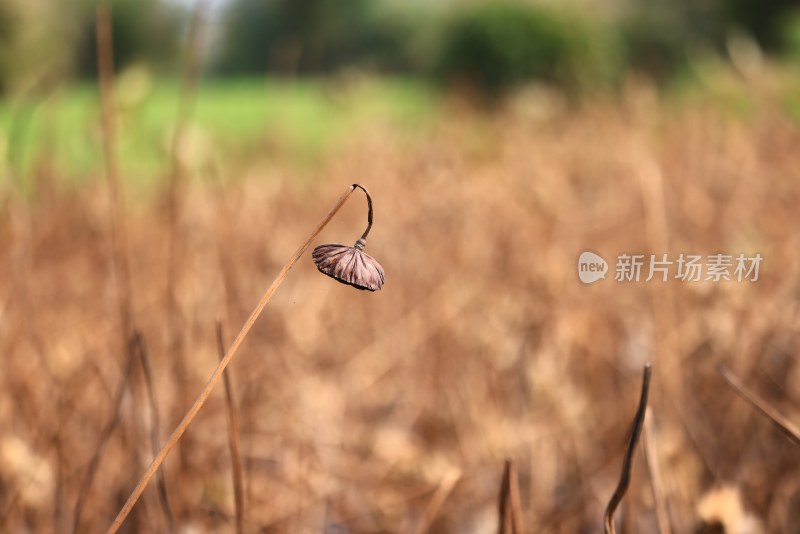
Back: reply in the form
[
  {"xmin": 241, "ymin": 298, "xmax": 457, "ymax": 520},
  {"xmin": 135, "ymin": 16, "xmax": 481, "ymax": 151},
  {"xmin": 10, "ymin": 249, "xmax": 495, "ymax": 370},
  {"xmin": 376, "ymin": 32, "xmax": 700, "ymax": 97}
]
[
  {"xmin": 72, "ymin": 344, "xmax": 136, "ymax": 533},
  {"xmin": 497, "ymin": 459, "xmax": 525, "ymax": 534},
  {"xmin": 216, "ymin": 322, "xmax": 245, "ymax": 534},
  {"xmin": 643, "ymin": 414, "xmax": 672, "ymax": 534},
  {"xmin": 604, "ymin": 363, "xmax": 652, "ymax": 534},
  {"xmin": 717, "ymin": 364, "xmax": 800, "ymax": 445},
  {"xmin": 96, "ymin": 3, "xmax": 133, "ymax": 338},
  {"xmin": 164, "ymin": 0, "xmax": 211, "ymax": 473},
  {"xmin": 165, "ymin": 0, "xmax": 210, "ymax": 306},
  {"xmin": 133, "ymin": 332, "xmax": 174, "ymax": 531},
  {"xmin": 411, "ymin": 468, "xmax": 461, "ymax": 534},
  {"xmin": 165, "ymin": 0, "xmax": 210, "ymax": 307},
  {"xmin": 83, "ymin": 8, "xmax": 143, "ymax": 532},
  {"xmin": 106, "ymin": 184, "xmax": 358, "ymax": 534}
]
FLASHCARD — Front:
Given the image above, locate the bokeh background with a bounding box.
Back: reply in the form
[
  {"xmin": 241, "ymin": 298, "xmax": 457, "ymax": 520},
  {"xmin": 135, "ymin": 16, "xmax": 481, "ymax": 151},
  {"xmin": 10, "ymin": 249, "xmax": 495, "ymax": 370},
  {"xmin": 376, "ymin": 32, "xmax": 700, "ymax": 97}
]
[{"xmin": 1, "ymin": 0, "xmax": 799, "ymax": 532}]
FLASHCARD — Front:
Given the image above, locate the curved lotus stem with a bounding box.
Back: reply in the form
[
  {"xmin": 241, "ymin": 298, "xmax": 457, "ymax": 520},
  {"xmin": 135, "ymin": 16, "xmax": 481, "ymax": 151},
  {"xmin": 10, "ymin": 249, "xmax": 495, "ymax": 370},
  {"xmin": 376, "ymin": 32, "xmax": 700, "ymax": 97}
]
[{"xmin": 353, "ymin": 183, "xmax": 373, "ymax": 249}]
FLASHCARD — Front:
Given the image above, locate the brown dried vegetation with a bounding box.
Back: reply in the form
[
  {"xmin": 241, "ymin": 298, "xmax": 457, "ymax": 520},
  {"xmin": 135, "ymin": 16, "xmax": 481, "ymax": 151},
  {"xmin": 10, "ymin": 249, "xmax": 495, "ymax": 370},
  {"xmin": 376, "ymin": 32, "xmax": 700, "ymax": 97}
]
[{"xmin": 0, "ymin": 91, "xmax": 799, "ymax": 532}]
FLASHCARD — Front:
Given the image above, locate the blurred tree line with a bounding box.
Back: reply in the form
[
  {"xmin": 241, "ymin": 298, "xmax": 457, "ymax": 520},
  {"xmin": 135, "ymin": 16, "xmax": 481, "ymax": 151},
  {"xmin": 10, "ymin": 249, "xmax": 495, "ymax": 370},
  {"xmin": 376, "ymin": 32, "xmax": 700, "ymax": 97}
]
[
  {"xmin": 1, "ymin": 0, "xmax": 800, "ymax": 97},
  {"xmin": 0, "ymin": 0, "xmax": 183, "ymax": 94}
]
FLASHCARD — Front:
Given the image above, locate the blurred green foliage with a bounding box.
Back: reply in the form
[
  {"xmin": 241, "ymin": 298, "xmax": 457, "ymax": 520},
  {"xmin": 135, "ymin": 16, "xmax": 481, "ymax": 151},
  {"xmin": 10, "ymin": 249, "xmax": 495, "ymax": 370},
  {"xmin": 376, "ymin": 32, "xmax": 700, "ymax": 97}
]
[
  {"xmin": 0, "ymin": 0, "xmax": 183, "ymax": 95},
  {"xmin": 726, "ymin": 0, "xmax": 799, "ymax": 51},
  {"xmin": 72, "ymin": 0, "xmax": 184, "ymax": 78},
  {"xmin": 214, "ymin": 0, "xmax": 413, "ymax": 75},
  {"xmin": 434, "ymin": 3, "xmax": 622, "ymax": 96},
  {"xmin": 779, "ymin": 9, "xmax": 800, "ymax": 59},
  {"xmin": 0, "ymin": 1, "xmax": 17, "ymax": 93},
  {"xmin": 619, "ymin": 6, "xmax": 697, "ymax": 83},
  {"xmin": 435, "ymin": 4, "xmax": 572, "ymax": 93},
  {"xmin": 0, "ymin": 0, "xmax": 75, "ymax": 94},
  {"xmin": 1, "ymin": 0, "xmax": 800, "ymax": 99},
  {"xmin": 0, "ymin": 77, "xmax": 437, "ymax": 183},
  {"xmin": 212, "ymin": 0, "xmax": 800, "ymax": 98}
]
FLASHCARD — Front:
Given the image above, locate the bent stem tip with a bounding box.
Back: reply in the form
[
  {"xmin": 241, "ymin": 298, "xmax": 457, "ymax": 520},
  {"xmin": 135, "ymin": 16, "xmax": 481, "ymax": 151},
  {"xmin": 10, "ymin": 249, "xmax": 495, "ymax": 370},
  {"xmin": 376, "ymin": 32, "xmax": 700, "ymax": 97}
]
[{"xmin": 352, "ymin": 183, "xmax": 373, "ymax": 245}]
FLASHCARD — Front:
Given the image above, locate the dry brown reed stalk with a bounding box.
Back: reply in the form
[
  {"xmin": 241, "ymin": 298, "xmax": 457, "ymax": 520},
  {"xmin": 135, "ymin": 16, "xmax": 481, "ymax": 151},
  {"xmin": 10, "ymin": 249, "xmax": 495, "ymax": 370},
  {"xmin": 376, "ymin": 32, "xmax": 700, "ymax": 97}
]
[
  {"xmin": 604, "ymin": 363, "xmax": 652, "ymax": 534},
  {"xmin": 717, "ymin": 364, "xmax": 800, "ymax": 445},
  {"xmin": 78, "ymin": 7, "xmax": 152, "ymax": 531},
  {"xmin": 132, "ymin": 331, "xmax": 174, "ymax": 531},
  {"xmin": 96, "ymin": 3, "xmax": 133, "ymax": 338},
  {"xmin": 643, "ymin": 414, "xmax": 672, "ymax": 534},
  {"xmin": 106, "ymin": 183, "xmax": 366, "ymax": 533},
  {"xmin": 215, "ymin": 321, "xmax": 245, "ymax": 534},
  {"xmin": 411, "ymin": 467, "xmax": 461, "ymax": 534},
  {"xmin": 165, "ymin": 0, "xmax": 210, "ymax": 305},
  {"xmin": 165, "ymin": 0, "xmax": 211, "ymax": 474},
  {"xmin": 72, "ymin": 343, "xmax": 136, "ymax": 533},
  {"xmin": 497, "ymin": 459, "xmax": 525, "ymax": 534}
]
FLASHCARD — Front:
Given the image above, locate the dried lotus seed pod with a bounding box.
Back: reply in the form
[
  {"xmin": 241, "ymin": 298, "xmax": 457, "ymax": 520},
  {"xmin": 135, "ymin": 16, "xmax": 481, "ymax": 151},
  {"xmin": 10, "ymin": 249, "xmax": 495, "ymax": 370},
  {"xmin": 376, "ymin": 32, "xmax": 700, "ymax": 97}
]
[{"xmin": 312, "ymin": 184, "xmax": 385, "ymax": 291}]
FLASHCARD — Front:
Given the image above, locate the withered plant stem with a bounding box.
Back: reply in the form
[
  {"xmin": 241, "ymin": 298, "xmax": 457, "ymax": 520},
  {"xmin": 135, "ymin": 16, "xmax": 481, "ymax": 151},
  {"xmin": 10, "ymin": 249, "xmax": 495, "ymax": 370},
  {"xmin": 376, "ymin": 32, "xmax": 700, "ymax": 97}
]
[
  {"xmin": 604, "ymin": 363, "xmax": 651, "ymax": 534},
  {"xmin": 73, "ymin": 7, "xmax": 139, "ymax": 532},
  {"xmin": 133, "ymin": 332, "xmax": 174, "ymax": 531},
  {"xmin": 165, "ymin": 0, "xmax": 209, "ymax": 281},
  {"xmin": 353, "ymin": 183, "xmax": 373, "ymax": 244},
  {"xmin": 72, "ymin": 342, "xmax": 136, "ymax": 533},
  {"xmin": 411, "ymin": 468, "xmax": 461, "ymax": 534},
  {"xmin": 643, "ymin": 414, "xmax": 672, "ymax": 534},
  {"xmin": 216, "ymin": 322, "xmax": 245, "ymax": 534},
  {"xmin": 96, "ymin": 4, "xmax": 133, "ymax": 338},
  {"xmin": 717, "ymin": 364, "xmax": 800, "ymax": 445},
  {"xmin": 165, "ymin": 0, "xmax": 210, "ymax": 474},
  {"xmin": 497, "ymin": 459, "xmax": 525, "ymax": 534},
  {"xmin": 106, "ymin": 184, "xmax": 358, "ymax": 534}
]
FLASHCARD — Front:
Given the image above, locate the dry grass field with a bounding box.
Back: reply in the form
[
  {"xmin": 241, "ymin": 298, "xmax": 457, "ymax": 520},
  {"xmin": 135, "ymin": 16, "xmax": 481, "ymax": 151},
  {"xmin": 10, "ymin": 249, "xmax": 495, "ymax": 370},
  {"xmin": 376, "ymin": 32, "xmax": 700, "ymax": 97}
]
[{"xmin": 1, "ymin": 78, "xmax": 799, "ymax": 533}]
